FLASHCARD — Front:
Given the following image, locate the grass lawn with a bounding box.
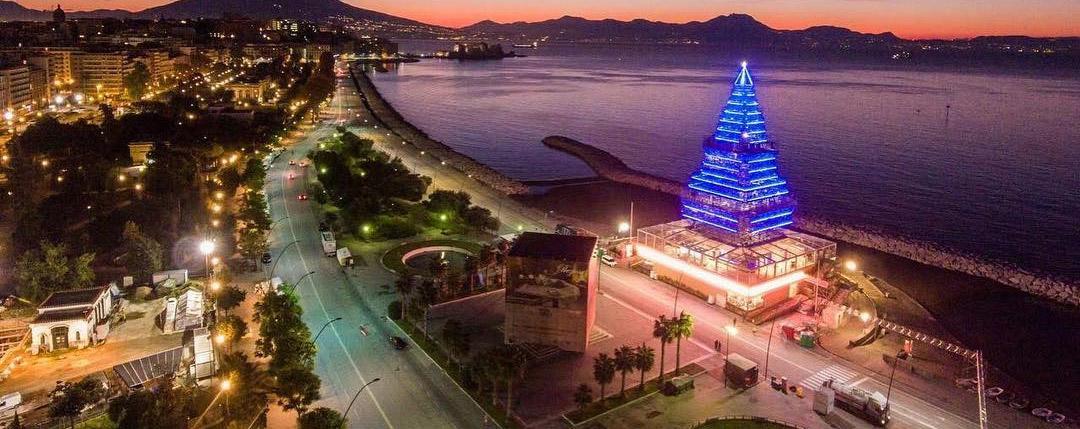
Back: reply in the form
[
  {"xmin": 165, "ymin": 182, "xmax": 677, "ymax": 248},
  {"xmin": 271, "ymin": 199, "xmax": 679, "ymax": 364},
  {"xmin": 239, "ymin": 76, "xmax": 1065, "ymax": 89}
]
[
  {"xmin": 391, "ymin": 316, "xmax": 518, "ymax": 428},
  {"xmin": 693, "ymin": 417, "xmax": 798, "ymax": 428},
  {"xmin": 381, "ymin": 239, "xmax": 482, "ymax": 273},
  {"xmin": 564, "ymin": 380, "xmax": 661, "ymax": 424},
  {"xmin": 76, "ymin": 414, "xmax": 117, "ymax": 429}
]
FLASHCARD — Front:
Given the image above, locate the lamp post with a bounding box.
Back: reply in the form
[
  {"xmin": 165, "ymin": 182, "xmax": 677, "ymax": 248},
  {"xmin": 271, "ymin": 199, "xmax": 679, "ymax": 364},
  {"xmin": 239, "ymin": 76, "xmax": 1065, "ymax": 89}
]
[
  {"xmin": 341, "ymin": 378, "xmax": 382, "ymax": 428},
  {"xmin": 267, "ymin": 240, "xmax": 300, "ymax": 281},
  {"xmin": 199, "ymin": 239, "xmax": 216, "ymax": 278},
  {"xmin": 283, "ymin": 271, "xmax": 316, "ymax": 294},
  {"xmin": 312, "ymin": 317, "xmax": 342, "ymax": 345},
  {"xmin": 763, "ymin": 320, "xmax": 776, "ymax": 381},
  {"xmin": 885, "ymin": 350, "xmax": 908, "ymax": 417},
  {"xmin": 723, "ymin": 320, "xmax": 737, "ymax": 387}
]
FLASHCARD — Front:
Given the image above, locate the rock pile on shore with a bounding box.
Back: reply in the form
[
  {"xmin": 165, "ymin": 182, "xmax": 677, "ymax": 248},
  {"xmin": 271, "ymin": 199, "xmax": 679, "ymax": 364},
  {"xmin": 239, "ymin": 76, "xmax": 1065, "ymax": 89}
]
[
  {"xmin": 350, "ymin": 68, "xmax": 529, "ymax": 195},
  {"xmin": 543, "ymin": 134, "xmax": 1079, "ymax": 307},
  {"xmin": 797, "ymin": 217, "xmax": 1079, "ymax": 307}
]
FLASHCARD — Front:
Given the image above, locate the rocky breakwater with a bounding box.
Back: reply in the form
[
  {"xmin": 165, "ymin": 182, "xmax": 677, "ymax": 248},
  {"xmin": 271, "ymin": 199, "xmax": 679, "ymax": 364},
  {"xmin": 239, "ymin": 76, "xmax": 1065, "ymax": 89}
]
[
  {"xmin": 796, "ymin": 217, "xmax": 1080, "ymax": 307},
  {"xmin": 349, "ymin": 67, "xmax": 529, "ymax": 196},
  {"xmin": 542, "ymin": 136, "xmax": 683, "ymax": 195},
  {"xmin": 543, "ymin": 135, "xmax": 1079, "ymax": 307}
]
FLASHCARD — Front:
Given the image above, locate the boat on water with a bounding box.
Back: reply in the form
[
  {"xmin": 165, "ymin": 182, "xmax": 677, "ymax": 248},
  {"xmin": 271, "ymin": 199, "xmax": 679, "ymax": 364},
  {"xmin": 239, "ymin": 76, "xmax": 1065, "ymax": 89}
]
[{"xmin": 513, "ymin": 42, "xmax": 539, "ymax": 48}]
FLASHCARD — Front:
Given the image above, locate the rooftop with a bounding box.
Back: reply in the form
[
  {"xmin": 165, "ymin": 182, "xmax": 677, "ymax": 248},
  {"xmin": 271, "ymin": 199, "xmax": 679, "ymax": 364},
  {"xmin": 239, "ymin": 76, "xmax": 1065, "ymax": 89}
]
[
  {"xmin": 638, "ymin": 219, "xmax": 834, "ymax": 272},
  {"xmin": 509, "ymin": 232, "xmax": 597, "ymax": 263},
  {"xmin": 31, "ymin": 307, "xmax": 91, "ymax": 324},
  {"xmin": 39, "ymin": 286, "xmax": 108, "ymax": 309}
]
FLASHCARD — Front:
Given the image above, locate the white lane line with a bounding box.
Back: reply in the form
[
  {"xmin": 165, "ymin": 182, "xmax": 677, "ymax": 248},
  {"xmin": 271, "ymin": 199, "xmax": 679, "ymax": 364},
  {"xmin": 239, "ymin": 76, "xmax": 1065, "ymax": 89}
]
[
  {"xmin": 279, "ymin": 132, "xmax": 395, "ymax": 429},
  {"xmin": 601, "ymin": 269, "xmax": 979, "ymax": 429},
  {"xmin": 598, "ymin": 284, "xmax": 713, "ymax": 354}
]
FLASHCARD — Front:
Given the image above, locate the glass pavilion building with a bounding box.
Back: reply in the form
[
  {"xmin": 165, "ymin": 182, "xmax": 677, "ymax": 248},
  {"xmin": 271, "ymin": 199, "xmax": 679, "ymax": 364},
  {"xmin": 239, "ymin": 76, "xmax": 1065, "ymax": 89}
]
[{"xmin": 636, "ymin": 63, "xmax": 836, "ymax": 319}]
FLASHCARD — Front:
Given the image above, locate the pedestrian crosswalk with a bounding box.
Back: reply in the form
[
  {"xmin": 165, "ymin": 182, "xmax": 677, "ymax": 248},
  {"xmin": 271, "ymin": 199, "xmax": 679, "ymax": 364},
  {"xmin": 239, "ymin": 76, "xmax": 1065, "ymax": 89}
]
[{"xmin": 800, "ymin": 364, "xmax": 860, "ymax": 391}]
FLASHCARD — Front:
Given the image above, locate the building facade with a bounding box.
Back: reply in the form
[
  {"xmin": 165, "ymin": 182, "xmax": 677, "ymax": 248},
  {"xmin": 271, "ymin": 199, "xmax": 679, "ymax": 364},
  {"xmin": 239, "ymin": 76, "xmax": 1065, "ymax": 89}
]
[
  {"xmin": 29, "ymin": 287, "xmax": 113, "ymax": 354},
  {"xmin": 636, "ymin": 63, "xmax": 836, "ymax": 321},
  {"xmin": 0, "ymin": 64, "xmax": 31, "ymax": 111},
  {"xmin": 504, "ymin": 232, "xmax": 599, "ymax": 353}
]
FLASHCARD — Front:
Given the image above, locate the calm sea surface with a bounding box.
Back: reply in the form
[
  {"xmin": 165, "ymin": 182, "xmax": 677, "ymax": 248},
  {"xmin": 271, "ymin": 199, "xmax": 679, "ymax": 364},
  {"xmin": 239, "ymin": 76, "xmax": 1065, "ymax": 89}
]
[{"xmin": 370, "ymin": 41, "xmax": 1080, "ymax": 279}]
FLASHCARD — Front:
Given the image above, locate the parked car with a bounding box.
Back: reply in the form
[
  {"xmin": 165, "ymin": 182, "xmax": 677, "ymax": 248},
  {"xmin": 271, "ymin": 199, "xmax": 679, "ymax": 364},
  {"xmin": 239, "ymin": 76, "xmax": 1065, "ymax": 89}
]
[
  {"xmin": 601, "ymin": 254, "xmax": 617, "ymax": 267},
  {"xmin": 0, "ymin": 392, "xmax": 21, "ymax": 418},
  {"xmin": 261, "ymin": 252, "xmax": 272, "ymax": 264},
  {"xmin": 389, "ymin": 336, "xmax": 408, "ymax": 350}
]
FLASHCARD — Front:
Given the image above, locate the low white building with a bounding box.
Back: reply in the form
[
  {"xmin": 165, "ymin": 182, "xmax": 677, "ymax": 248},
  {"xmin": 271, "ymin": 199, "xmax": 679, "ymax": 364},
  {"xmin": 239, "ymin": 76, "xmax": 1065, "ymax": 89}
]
[{"xmin": 29, "ymin": 286, "xmax": 113, "ymax": 354}]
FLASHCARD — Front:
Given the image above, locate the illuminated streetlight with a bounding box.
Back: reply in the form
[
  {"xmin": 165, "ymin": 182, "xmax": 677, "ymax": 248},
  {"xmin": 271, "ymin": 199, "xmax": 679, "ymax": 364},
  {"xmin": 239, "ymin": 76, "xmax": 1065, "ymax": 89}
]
[
  {"xmin": 617, "ymin": 222, "xmax": 630, "ymax": 234},
  {"xmin": 859, "ymin": 311, "xmax": 871, "ymax": 323},
  {"xmin": 844, "ymin": 260, "xmax": 858, "ymax": 272},
  {"xmin": 214, "ymin": 333, "xmax": 226, "ymax": 344},
  {"xmin": 220, "ymin": 379, "xmax": 232, "ymax": 391},
  {"xmin": 199, "ymin": 240, "xmax": 216, "ymax": 255}
]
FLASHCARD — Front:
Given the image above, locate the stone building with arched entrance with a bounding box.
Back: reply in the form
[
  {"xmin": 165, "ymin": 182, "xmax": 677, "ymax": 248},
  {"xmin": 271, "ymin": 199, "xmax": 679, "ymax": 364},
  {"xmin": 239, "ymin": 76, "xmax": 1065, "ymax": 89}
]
[{"xmin": 29, "ymin": 286, "xmax": 113, "ymax": 355}]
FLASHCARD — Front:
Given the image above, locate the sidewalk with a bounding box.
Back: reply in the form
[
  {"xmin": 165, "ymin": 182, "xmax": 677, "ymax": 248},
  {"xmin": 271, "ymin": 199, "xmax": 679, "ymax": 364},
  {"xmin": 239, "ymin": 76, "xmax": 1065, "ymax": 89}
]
[{"xmin": 589, "ymin": 356, "xmax": 872, "ymax": 429}]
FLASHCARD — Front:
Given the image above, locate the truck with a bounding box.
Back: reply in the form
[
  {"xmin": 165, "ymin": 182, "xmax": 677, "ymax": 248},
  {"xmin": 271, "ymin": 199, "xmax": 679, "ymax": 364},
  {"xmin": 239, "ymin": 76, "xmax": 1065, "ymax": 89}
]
[
  {"xmin": 336, "ymin": 247, "xmax": 354, "ymax": 267},
  {"xmin": 723, "ymin": 352, "xmax": 759, "ymax": 389},
  {"xmin": 320, "ymin": 231, "xmax": 336, "ymax": 257},
  {"xmin": 821, "ymin": 379, "xmax": 890, "ymax": 427}
]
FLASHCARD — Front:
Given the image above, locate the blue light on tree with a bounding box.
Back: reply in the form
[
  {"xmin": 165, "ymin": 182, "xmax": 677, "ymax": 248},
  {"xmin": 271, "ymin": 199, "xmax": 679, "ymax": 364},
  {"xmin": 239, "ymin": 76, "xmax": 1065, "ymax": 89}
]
[{"xmin": 680, "ymin": 62, "xmax": 796, "ymax": 244}]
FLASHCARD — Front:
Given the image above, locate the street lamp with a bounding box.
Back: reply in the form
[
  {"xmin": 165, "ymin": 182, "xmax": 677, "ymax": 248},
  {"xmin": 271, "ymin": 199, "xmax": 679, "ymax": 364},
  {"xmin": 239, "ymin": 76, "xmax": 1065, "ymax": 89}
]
[
  {"xmin": 312, "ymin": 316, "xmax": 342, "ymax": 345},
  {"xmin": 267, "ymin": 240, "xmax": 300, "ymax": 281},
  {"xmin": 283, "ymin": 271, "xmax": 316, "ymax": 294},
  {"xmin": 844, "ymin": 260, "xmax": 858, "ymax": 272},
  {"xmin": 341, "ymin": 378, "xmax": 382, "ymax": 428},
  {"xmin": 885, "ymin": 350, "xmax": 909, "ymax": 419},
  {"xmin": 199, "ymin": 239, "xmax": 216, "ymax": 278},
  {"xmin": 723, "ymin": 321, "xmax": 737, "ymax": 387}
]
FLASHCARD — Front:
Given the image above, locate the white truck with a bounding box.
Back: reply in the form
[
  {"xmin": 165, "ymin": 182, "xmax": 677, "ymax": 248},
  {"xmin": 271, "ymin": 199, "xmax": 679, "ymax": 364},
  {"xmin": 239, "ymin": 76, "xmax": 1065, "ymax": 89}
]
[
  {"xmin": 320, "ymin": 231, "xmax": 337, "ymax": 257},
  {"xmin": 819, "ymin": 379, "xmax": 890, "ymax": 427}
]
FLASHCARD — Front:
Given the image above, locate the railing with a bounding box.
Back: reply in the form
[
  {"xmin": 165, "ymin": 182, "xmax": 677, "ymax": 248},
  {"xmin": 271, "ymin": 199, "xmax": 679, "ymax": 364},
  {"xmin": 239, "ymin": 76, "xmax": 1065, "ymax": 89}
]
[{"xmin": 691, "ymin": 415, "xmax": 807, "ymax": 429}]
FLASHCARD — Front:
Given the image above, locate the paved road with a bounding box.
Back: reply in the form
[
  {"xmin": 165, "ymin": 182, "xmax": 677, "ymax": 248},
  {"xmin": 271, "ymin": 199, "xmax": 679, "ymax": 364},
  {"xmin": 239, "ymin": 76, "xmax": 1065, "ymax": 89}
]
[
  {"xmin": 338, "ymin": 66, "xmax": 1028, "ymax": 429},
  {"xmin": 597, "ymin": 266, "xmax": 1040, "ymax": 429},
  {"xmin": 270, "ymin": 65, "xmax": 1021, "ymax": 429},
  {"xmin": 263, "ymin": 77, "xmax": 492, "ymax": 429}
]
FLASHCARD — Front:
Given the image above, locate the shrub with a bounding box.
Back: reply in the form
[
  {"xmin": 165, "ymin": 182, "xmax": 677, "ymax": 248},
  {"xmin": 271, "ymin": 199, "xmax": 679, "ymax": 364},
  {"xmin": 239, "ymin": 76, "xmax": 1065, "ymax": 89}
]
[{"xmin": 387, "ymin": 300, "xmax": 403, "ymax": 320}]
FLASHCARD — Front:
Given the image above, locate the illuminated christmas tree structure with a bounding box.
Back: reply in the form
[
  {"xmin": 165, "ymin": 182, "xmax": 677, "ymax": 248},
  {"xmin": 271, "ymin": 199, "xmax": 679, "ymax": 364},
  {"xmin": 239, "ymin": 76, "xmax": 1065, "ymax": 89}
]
[
  {"xmin": 636, "ymin": 62, "xmax": 836, "ymax": 317},
  {"xmin": 680, "ymin": 61, "xmax": 795, "ymax": 245}
]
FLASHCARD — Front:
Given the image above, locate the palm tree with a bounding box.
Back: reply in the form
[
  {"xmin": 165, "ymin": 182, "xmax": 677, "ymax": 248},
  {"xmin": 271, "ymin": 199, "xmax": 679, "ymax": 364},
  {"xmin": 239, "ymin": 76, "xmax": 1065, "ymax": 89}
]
[
  {"xmin": 497, "ymin": 346, "xmax": 527, "ymax": 421},
  {"xmin": 652, "ymin": 315, "xmax": 675, "ymax": 382},
  {"xmin": 416, "ymin": 279, "xmax": 439, "ymax": 334},
  {"xmin": 573, "ymin": 384, "xmax": 593, "ymax": 410},
  {"xmin": 592, "ymin": 353, "xmax": 616, "ymax": 402},
  {"xmin": 613, "ymin": 345, "xmax": 635, "ymax": 397},
  {"xmin": 633, "ymin": 343, "xmax": 655, "ymax": 391},
  {"xmin": 394, "ymin": 275, "xmax": 414, "ymax": 319},
  {"xmin": 672, "ymin": 311, "xmax": 694, "ymax": 376}
]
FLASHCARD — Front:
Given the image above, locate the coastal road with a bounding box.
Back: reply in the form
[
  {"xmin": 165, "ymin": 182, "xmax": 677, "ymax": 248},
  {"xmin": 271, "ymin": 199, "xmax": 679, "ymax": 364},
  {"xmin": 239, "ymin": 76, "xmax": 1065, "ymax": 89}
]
[
  {"xmin": 263, "ymin": 75, "xmax": 492, "ymax": 428},
  {"xmin": 340, "ymin": 66, "xmax": 1039, "ymax": 429}
]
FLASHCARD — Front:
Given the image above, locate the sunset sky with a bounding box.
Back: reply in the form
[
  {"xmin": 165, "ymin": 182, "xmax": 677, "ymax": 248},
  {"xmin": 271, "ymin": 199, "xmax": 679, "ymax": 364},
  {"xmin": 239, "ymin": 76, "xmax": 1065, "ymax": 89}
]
[{"xmin": 21, "ymin": 0, "xmax": 1080, "ymax": 39}]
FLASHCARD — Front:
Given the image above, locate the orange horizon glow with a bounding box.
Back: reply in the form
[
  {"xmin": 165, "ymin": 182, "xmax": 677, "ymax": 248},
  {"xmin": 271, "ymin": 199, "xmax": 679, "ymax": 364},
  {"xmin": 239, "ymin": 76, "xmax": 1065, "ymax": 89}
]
[{"xmin": 17, "ymin": 0, "xmax": 1080, "ymax": 39}]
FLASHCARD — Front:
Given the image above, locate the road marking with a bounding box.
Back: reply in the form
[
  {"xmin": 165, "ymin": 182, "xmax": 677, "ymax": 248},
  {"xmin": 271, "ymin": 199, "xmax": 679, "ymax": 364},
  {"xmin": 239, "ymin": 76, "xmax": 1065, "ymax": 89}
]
[
  {"xmin": 598, "ymin": 287, "xmax": 713, "ymax": 354},
  {"xmin": 799, "ymin": 364, "xmax": 859, "ymax": 391},
  {"xmin": 279, "ymin": 127, "xmax": 396, "ymax": 429}
]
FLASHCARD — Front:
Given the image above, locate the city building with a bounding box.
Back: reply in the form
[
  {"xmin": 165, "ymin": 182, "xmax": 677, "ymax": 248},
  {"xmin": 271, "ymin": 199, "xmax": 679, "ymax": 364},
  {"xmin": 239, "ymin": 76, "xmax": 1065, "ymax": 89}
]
[
  {"xmin": 635, "ymin": 63, "xmax": 836, "ymax": 321},
  {"xmin": 0, "ymin": 64, "xmax": 31, "ymax": 111},
  {"xmin": 29, "ymin": 286, "xmax": 114, "ymax": 354},
  {"xmin": 504, "ymin": 232, "xmax": 599, "ymax": 353},
  {"xmin": 74, "ymin": 50, "xmax": 133, "ymax": 98}
]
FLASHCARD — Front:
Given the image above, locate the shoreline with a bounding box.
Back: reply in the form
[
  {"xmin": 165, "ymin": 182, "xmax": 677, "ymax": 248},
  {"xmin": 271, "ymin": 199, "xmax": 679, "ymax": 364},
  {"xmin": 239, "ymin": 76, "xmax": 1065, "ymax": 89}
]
[
  {"xmin": 350, "ymin": 64, "xmax": 530, "ymax": 195},
  {"xmin": 542, "ymin": 135, "xmax": 1079, "ymax": 307}
]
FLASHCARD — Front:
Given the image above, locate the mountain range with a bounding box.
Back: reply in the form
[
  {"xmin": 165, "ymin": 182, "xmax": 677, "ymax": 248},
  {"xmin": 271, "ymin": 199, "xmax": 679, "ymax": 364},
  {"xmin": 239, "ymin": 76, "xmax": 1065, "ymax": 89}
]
[
  {"xmin": 0, "ymin": 0, "xmax": 428, "ymax": 25},
  {"xmin": 0, "ymin": 0, "xmax": 1074, "ymax": 49}
]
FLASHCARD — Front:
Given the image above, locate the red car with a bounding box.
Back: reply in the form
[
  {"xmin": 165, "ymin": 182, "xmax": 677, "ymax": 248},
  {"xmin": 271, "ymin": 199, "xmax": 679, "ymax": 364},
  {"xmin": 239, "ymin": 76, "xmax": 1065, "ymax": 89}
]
[{"xmin": 297, "ymin": 194, "xmax": 308, "ymax": 200}]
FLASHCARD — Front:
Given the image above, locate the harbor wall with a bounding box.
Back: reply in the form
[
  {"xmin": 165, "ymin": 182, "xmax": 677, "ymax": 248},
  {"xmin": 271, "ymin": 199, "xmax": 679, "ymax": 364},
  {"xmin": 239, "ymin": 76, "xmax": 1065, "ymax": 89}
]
[
  {"xmin": 542, "ymin": 135, "xmax": 1079, "ymax": 307},
  {"xmin": 349, "ymin": 66, "xmax": 530, "ymax": 195}
]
